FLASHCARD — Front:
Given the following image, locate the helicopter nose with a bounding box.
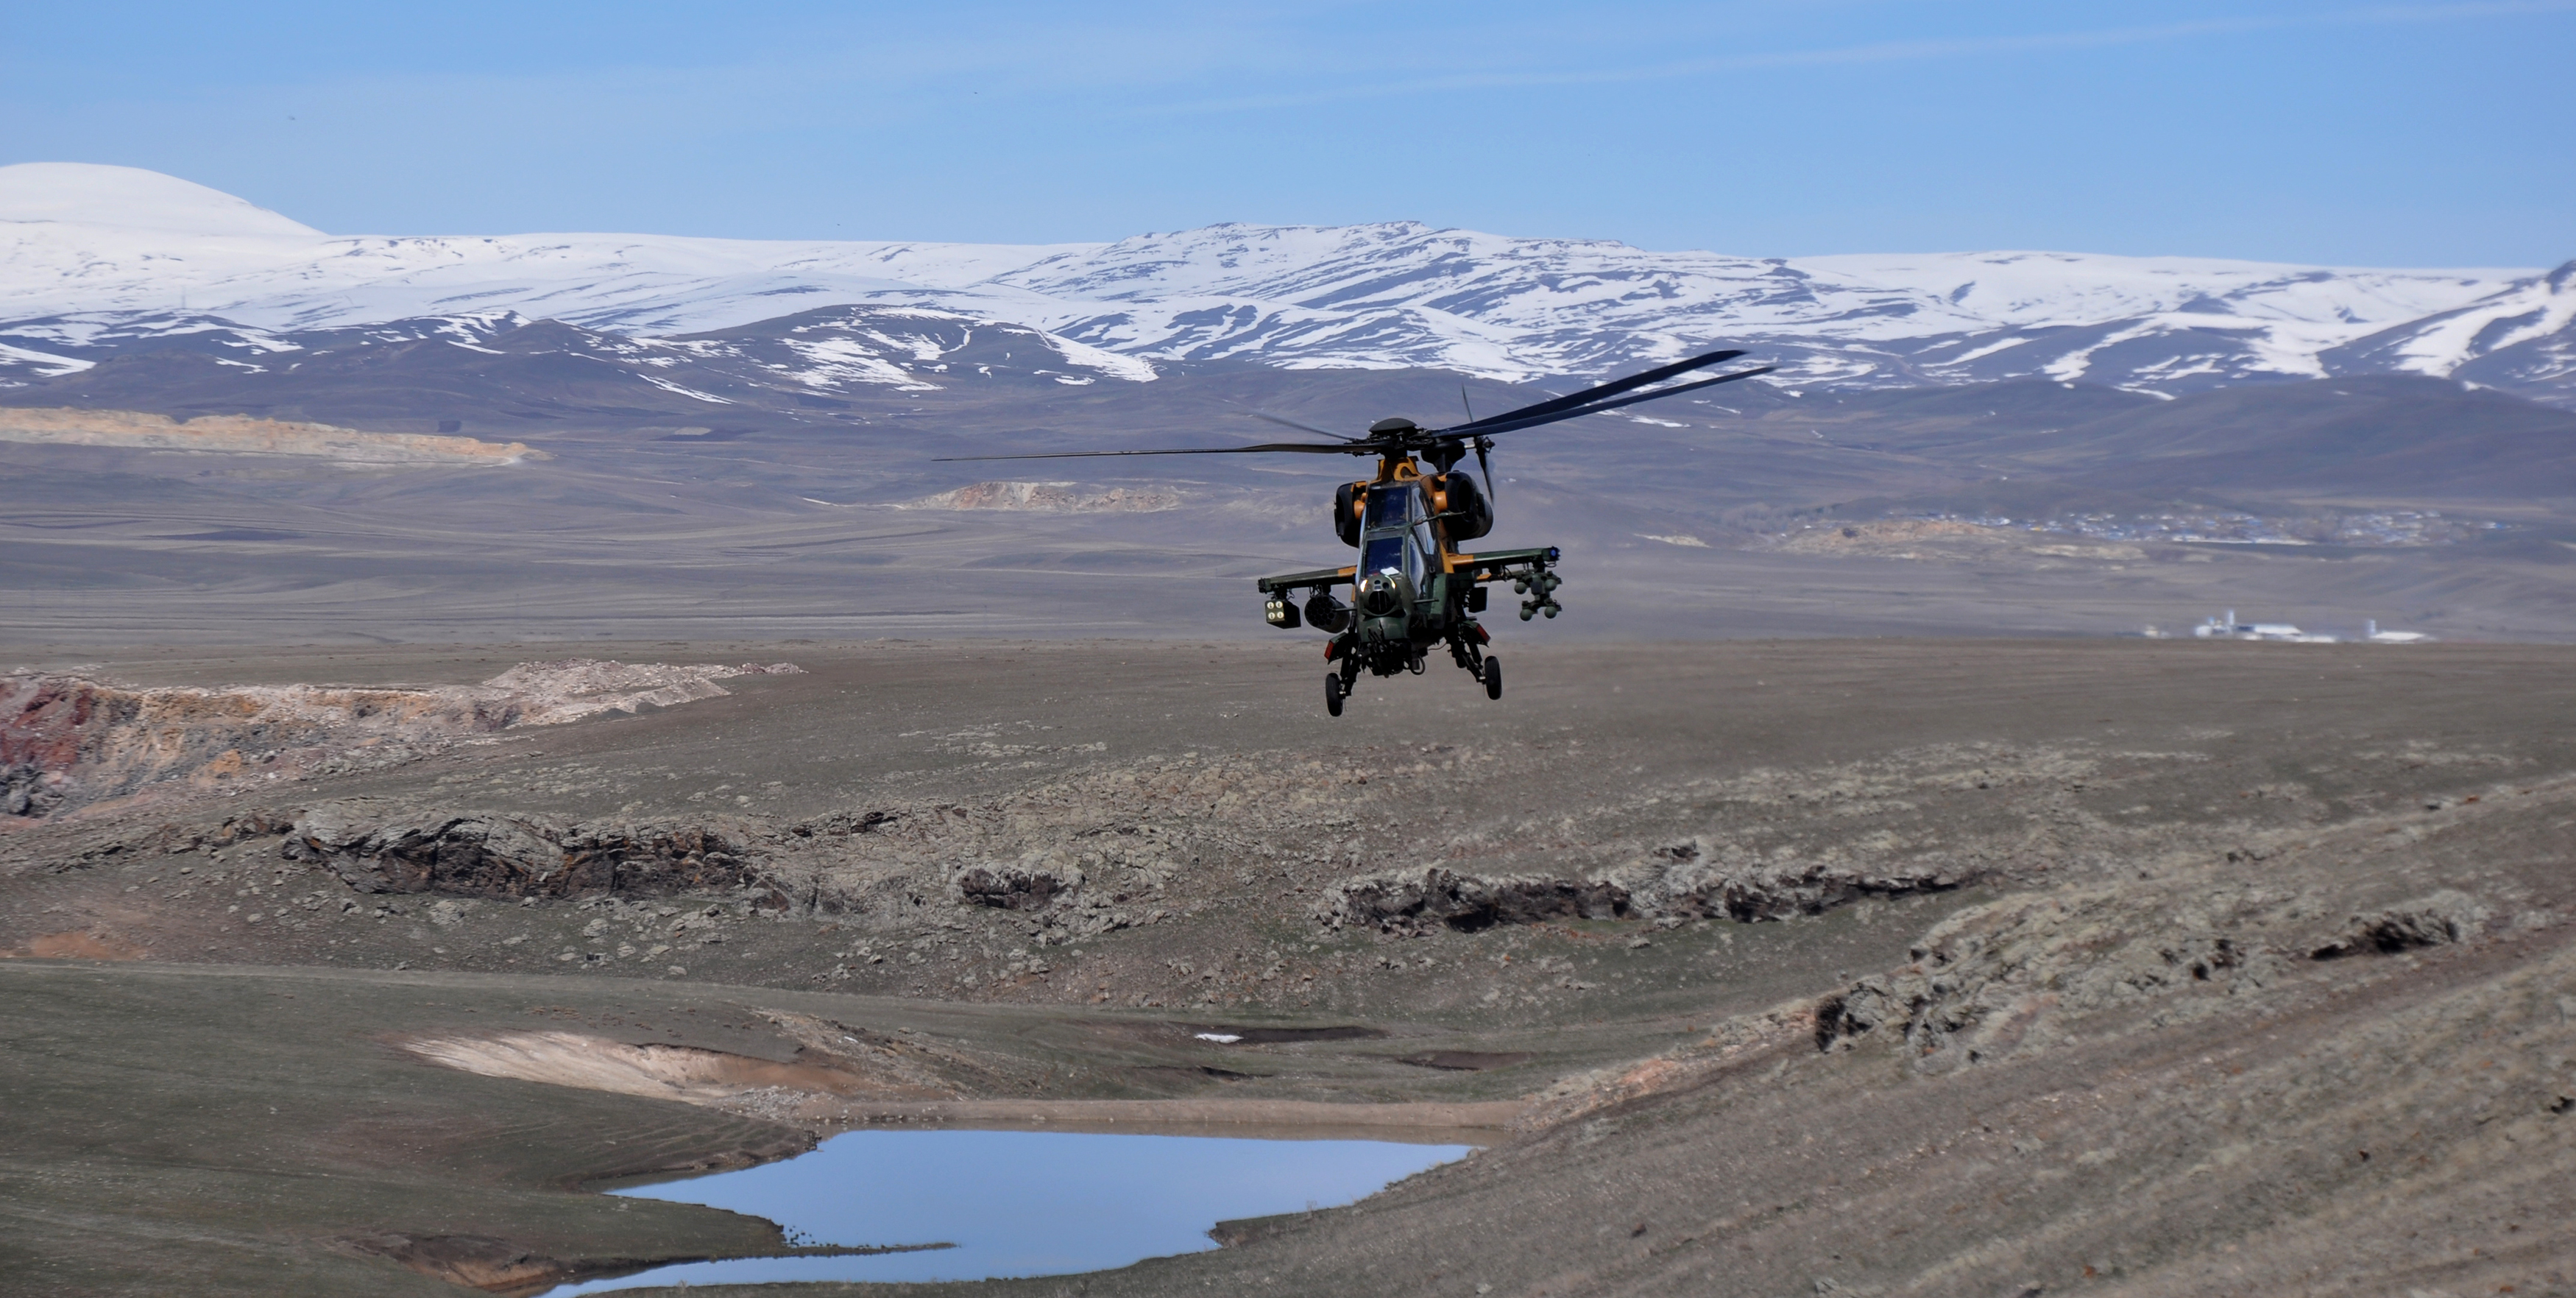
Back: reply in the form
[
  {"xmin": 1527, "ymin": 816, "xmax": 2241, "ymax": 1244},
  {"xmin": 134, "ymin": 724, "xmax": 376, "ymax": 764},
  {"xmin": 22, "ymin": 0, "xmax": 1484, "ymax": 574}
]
[{"xmin": 1359, "ymin": 574, "xmax": 1400, "ymax": 617}]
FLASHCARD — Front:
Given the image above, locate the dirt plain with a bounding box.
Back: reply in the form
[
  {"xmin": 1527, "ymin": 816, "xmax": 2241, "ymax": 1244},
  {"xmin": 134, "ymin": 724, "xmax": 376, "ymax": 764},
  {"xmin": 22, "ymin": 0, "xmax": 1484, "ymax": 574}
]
[{"xmin": 4, "ymin": 638, "xmax": 2575, "ymax": 1297}]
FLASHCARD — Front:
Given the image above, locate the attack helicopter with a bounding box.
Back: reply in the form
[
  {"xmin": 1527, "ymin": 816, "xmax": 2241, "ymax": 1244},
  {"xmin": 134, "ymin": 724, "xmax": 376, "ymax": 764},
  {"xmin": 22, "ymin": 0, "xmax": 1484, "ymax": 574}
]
[{"xmin": 938, "ymin": 345, "xmax": 1772, "ymax": 716}]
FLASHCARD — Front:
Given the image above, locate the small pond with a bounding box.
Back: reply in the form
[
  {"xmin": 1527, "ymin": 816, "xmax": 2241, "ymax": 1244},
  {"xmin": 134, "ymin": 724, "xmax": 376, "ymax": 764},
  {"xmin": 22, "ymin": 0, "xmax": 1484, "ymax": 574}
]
[{"xmin": 544, "ymin": 1127, "xmax": 1477, "ymax": 1294}]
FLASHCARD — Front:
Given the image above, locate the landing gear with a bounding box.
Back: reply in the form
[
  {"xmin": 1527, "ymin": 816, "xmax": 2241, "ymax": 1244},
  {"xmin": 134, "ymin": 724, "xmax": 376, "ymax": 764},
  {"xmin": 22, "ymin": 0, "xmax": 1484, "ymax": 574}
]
[
  {"xmin": 1482, "ymin": 655, "xmax": 1503, "ymax": 700},
  {"xmin": 1325, "ymin": 673, "xmax": 1345, "ymax": 717}
]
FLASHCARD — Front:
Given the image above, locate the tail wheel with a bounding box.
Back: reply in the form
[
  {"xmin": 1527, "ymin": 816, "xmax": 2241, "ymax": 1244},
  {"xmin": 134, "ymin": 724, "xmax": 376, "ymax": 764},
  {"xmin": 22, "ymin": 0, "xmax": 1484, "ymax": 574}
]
[
  {"xmin": 1325, "ymin": 673, "xmax": 1345, "ymax": 716},
  {"xmin": 1482, "ymin": 655, "xmax": 1503, "ymax": 700}
]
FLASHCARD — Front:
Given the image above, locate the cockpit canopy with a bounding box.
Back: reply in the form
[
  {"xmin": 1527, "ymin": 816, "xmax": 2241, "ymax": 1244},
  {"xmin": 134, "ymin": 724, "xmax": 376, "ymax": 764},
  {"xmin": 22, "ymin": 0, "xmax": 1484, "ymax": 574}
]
[{"xmin": 1359, "ymin": 482, "xmax": 1437, "ymax": 594}]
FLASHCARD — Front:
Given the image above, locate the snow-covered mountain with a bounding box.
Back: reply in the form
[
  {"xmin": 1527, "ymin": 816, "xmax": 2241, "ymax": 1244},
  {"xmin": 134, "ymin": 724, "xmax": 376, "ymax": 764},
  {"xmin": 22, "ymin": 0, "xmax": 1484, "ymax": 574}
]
[{"xmin": 4, "ymin": 162, "xmax": 2569, "ymax": 404}]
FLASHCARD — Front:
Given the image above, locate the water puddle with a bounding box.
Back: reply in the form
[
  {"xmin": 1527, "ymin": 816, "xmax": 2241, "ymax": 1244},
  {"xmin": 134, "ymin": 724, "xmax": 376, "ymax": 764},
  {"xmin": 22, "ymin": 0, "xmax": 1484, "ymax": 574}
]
[{"xmin": 543, "ymin": 1127, "xmax": 1476, "ymax": 1294}]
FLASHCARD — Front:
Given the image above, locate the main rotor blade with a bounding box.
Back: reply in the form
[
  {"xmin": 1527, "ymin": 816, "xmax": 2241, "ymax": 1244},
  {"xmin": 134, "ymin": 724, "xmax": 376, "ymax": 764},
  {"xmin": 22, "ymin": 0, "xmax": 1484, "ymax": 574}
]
[
  {"xmin": 1473, "ymin": 435, "xmax": 1496, "ymax": 504},
  {"xmin": 1452, "ymin": 366, "xmax": 1776, "ymax": 438},
  {"xmin": 1444, "ymin": 347, "xmax": 1745, "ymax": 434},
  {"xmin": 930, "ymin": 361, "xmax": 1769, "ymax": 464},
  {"xmin": 933, "ymin": 440, "xmax": 1376, "ymax": 462},
  {"xmin": 1245, "ymin": 410, "xmax": 1356, "ymax": 440}
]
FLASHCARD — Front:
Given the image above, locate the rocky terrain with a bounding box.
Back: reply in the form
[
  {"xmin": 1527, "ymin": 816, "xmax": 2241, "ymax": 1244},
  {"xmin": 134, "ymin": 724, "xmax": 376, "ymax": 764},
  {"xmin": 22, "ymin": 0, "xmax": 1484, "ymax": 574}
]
[
  {"xmin": 4, "ymin": 638, "xmax": 2572, "ymax": 1296},
  {"xmin": 0, "ymin": 658, "xmax": 798, "ymax": 819}
]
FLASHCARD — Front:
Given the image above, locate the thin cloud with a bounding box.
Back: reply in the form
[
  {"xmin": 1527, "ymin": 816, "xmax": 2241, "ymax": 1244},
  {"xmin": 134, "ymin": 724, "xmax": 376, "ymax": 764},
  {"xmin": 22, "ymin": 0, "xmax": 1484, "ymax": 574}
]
[{"xmin": 1142, "ymin": 0, "xmax": 2576, "ymax": 116}]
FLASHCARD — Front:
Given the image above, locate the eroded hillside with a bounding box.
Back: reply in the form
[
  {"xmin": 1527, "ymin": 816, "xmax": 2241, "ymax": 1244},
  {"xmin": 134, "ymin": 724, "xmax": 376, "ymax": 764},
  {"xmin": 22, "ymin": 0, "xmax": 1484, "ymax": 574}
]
[{"xmin": 4, "ymin": 639, "xmax": 2572, "ymax": 1297}]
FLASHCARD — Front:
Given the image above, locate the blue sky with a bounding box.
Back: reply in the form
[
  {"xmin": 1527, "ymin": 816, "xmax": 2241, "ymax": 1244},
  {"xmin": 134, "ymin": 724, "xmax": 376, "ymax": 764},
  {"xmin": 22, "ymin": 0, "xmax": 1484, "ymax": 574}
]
[{"xmin": 4, "ymin": 1, "xmax": 2569, "ymax": 265}]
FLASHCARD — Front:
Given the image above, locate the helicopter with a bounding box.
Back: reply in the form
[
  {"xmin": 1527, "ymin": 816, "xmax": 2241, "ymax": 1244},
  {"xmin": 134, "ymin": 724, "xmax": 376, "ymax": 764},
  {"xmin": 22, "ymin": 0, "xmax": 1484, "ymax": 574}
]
[{"xmin": 939, "ymin": 345, "xmax": 1772, "ymax": 716}]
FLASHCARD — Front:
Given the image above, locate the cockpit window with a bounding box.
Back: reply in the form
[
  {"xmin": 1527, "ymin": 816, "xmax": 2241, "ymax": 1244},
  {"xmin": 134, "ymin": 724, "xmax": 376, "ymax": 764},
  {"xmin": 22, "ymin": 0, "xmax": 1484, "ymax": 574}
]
[
  {"xmin": 1359, "ymin": 483, "xmax": 1429, "ymax": 589},
  {"xmin": 1364, "ymin": 484, "xmax": 1416, "ymax": 530},
  {"xmin": 1361, "ymin": 532, "xmax": 1406, "ymax": 578}
]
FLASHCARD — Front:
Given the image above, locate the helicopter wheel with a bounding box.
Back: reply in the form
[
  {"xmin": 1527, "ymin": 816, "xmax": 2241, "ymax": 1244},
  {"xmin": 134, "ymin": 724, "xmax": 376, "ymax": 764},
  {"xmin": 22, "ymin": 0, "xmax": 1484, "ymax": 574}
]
[
  {"xmin": 1482, "ymin": 655, "xmax": 1503, "ymax": 700},
  {"xmin": 1325, "ymin": 673, "xmax": 1345, "ymax": 717}
]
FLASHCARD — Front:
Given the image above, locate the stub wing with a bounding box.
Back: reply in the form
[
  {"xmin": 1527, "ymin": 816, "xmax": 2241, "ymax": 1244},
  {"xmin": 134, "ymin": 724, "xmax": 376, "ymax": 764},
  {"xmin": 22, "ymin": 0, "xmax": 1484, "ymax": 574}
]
[
  {"xmin": 1454, "ymin": 546, "xmax": 1564, "ymax": 620},
  {"xmin": 1256, "ymin": 548, "xmax": 1558, "ymax": 595},
  {"xmin": 1255, "ymin": 565, "xmax": 1356, "ymax": 595},
  {"xmin": 1451, "ymin": 546, "xmax": 1560, "ymax": 579}
]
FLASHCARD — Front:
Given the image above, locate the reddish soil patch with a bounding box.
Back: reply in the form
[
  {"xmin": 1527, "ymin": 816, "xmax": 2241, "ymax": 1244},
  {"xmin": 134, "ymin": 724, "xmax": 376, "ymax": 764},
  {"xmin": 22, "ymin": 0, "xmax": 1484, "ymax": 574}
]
[{"xmin": 13, "ymin": 930, "xmax": 148, "ymax": 959}]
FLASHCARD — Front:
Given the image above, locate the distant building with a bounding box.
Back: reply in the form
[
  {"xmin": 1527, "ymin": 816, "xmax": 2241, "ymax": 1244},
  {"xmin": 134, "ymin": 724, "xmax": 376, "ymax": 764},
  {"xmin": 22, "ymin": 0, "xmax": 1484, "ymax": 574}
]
[
  {"xmin": 2193, "ymin": 610, "xmax": 2338, "ymax": 643},
  {"xmin": 2182, "ymin": 611, "xmax": 2430, "ymax": 643}
]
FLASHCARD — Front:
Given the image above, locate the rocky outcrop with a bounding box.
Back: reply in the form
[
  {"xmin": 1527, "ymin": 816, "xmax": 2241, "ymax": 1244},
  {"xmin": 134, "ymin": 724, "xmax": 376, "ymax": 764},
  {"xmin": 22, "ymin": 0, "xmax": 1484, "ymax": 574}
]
[
  {"xmin": 474, "ymin": 660, "xmax": 803, "ymax": 726},
  {"xmin": 2310, "ymin": 889, "xmax": 2493, "ymax": 959},
  {"xmin": 1634, "ymin": 856, "xmax": 1975, "ymax": 922},
  {"xmin": 1812, "ymin": 883, "xmax": 2304, "ymax": 1062},
  {"xmin": 1312, "ymin": 822, "xmax": 1977, "ymax": 938},
  {"xmin": 1318, "ymin": 867, "xmax": 1630, "ymax": 934},
  {"xmin": 0, "ymin": 673, "xmax": 459, "ymax": 818},
  {"xmin": 0, "ymin": 660, "xmax": 799, "ymax": 819},
  {"xmin": 952, "ymin": 856, "xmax": 1083, "ymax": 911},
  {"xmin": 282, "ymin": 799, "xmax": 771, "ymax": 900},
  {"xmin": 2, "ymin": 761, "xmax": 67, "ymax": 818},
  {"xmin": 788, "ymin": 808, "xmax": 899, "ymax": 838},
  {"xmin": 20, "ymin": 807, "xmax": 299, "ymax": 872}
]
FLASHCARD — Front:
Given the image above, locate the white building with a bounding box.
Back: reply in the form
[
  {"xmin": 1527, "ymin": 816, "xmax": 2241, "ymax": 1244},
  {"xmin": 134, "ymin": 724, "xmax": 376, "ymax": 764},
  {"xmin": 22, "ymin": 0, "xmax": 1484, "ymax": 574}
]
[
  {"xmin": 2193, "ymin": 610, "xmax": 2338, "ymax": 643},
  {"xmin": 2184, "ymin": 611, "xmax": 2430, "ymax": 643}
]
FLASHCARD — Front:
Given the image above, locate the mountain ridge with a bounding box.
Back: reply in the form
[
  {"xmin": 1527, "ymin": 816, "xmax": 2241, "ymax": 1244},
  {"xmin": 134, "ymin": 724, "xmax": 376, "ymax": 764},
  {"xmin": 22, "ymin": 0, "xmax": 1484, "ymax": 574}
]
[{"xmin": 2, "ymin": 163, "xmax": 2569, "ymax": 406}]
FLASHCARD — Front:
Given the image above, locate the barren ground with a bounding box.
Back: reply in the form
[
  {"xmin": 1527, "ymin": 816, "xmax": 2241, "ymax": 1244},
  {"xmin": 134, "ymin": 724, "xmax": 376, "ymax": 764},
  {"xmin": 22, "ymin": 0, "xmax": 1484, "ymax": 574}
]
[{"xmin": 4, "ymin": 639, "xmax": 2573, "ymax": 1297}]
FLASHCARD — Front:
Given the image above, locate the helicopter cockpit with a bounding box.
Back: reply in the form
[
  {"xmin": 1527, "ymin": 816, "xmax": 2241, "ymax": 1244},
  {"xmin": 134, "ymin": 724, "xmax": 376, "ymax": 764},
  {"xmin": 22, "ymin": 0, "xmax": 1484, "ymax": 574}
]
[{"xmin": 1358, "ymin": 482, "xmax": 1436, "ymax": 606}]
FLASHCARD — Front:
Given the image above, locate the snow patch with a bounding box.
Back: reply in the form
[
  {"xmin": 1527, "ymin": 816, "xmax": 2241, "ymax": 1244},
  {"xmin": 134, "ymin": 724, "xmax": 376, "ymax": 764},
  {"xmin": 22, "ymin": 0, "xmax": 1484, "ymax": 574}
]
[
  {"xmin": 0, "ymin": 161, "xmax": 322, "ymax": 236},
  {"xmin": 780, "ymin": 337, "xmax": 940, "ymax": 392},
  {"xmin": 637, "ymin": 373, "xmax": 732, "ymax": 404},
  {"xmin": 0, "ymin": 342, "xmax": 93, "ymax": 375},
  {"xmin": 1036, "ymin": 329, "xmax": 1158, "ymax": 382}
]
